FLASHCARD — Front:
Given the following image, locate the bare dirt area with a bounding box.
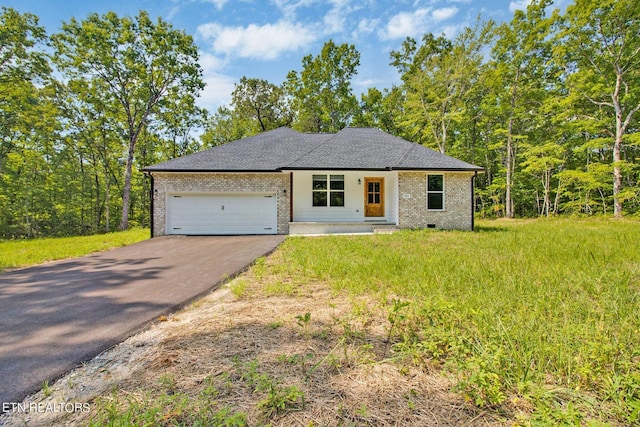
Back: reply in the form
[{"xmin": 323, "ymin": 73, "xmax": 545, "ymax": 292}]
[{"xmin": 2, "ymin": 261, "xmax": 509, "ymax": 426}]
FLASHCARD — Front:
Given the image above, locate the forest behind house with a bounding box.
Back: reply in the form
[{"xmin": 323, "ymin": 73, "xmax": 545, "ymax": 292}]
[{"xmin": 1, "ymin": 0, "xmax": 638, "ymax": 238}]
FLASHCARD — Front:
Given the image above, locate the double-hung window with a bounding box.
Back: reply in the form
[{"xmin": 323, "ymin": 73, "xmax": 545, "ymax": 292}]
[
  {"xmin": 427, "ymin": 174, "xmax": 444, "ymax": 210},
  {"xmin": 312, "ymin": 174, "xmax": 344, "ymax": 207}
]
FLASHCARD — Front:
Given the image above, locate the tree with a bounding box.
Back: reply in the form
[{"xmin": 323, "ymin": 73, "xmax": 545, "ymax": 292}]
[
  {"xmin": 0, "ymin": 7, "xmax": 50, "ymax": 167},
  {"xmin": 390, "ymin": 21, "xmax": 494, "ymax": 154},
  {"xmin": 52, "ymin": 11, "xmax": 204, "ymax": 230},
  {"xmin": 559, "ymin": 0, "xmax": 640, "ymax": 217},
  {"xmin": 0, "ymin": 8, "xmax": 63, "ymax": 237},
  {"xmin": 285, "ymin": 40, "xmax": 360, "ymax": 132},
  {"xmin": 487, "ymin": 0, "xmax": 557, "ymax": 217},
  {"xmin": 352, "ymin": 86, "xmax": 404, "ymax": 134},
  {"xmin": 201, "ymin": 106, "xmax": 251, "ymax": 148},
  {"xmin": 231, "ymin": 77, "xmax": 291, "ymax": 132}
]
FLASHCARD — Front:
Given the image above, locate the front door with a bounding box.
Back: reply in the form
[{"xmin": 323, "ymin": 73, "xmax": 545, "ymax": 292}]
[{"xmin": 364, "ymin": 177, "xmax": 384, "ymax": 217}]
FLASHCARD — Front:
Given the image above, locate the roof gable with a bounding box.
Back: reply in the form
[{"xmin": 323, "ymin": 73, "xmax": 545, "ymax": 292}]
[{"xmin": 144, "ymin": 127, "xmax": 482, "ymax": 172}]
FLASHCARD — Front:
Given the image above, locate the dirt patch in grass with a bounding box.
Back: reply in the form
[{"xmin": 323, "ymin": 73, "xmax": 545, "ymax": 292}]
[{"xmin": 3, "ymin": 270, "xmax": 509, "ymax": 426}]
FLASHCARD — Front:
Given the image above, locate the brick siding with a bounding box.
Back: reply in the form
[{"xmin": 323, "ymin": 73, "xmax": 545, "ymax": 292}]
[
  {"xmin": 398, "ymin": 171, "xmax": 475, "ymax": 230},
  {"xmin": 151, "ymin": 172, "xmax": 290, "ymax": 236}
]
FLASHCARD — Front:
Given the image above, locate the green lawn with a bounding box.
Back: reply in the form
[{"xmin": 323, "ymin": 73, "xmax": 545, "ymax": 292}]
[
  {"xmin": 0, "ymin": 229, "xmax": 149, "ymax": 272},
  {"xmin": 18, "ymin": 220, "xmax": 639, "ymax": 425},
  {"xmin": 265, "ymin": 219, "xmax": 640, "ymax": 425}
]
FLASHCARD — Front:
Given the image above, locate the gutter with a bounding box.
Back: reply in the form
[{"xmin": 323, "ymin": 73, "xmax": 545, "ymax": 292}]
[
  {"xmin": 146, "ymin": 172, "xmax": 155, "ymax": 238},
  {"xmin": 471, "ymin": 171, "xmax": 477, "ymax": 231}
]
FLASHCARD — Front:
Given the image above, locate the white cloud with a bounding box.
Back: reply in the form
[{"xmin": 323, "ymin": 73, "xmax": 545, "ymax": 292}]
[
  {"xmin": 192, "ymin": 51, "xmax": 235, "ymax": 111},
  {"xmin": 432, "ymin": 7, "xmax": 459, "ymax": 22},
  {"xmin": 203, "ymin": 0, "xmax": 229, "ymax": 10},
  {"xmin": 197, "ymin": 20, "xmax": 317, "ymax": 60},
  {"xmin": 197, "ymin": 72, "xmax": 236, "ymax": 112},
  {"xmin": 352, "ymin": 18, "xmax": 380, "ymax": 38},
  {"xmin": 441, "ymin": 23, "xmax": 465, "ymax": 38},
  {"xmin": 271, "ymin": 0, "xmax": 316, "ymax": 20},
  {"xmin": 323, "ymin": 0, "xmax": 351, "ymax": 34},
  {"xmin": 379, "ymin": 6, "xmax": 460, "ymax": 40},
  {"xmin": 380, "ymin": 8, "xmax": 430, "ymax": 40},
  {"xmin": 509, "ymin": 0, "xmax": 531, "ymax": 12},
  {"xmin": 199, "ymin": 52, "xmax": 227, "ymax": 71}
]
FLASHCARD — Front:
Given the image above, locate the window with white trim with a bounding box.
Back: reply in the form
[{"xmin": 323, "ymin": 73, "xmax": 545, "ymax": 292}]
[
  {"xmin": 427, "ymin": 174, "xmax": 444, "ymax": 210},
  {"xmin": 312, "ymin": 174, "xmax": 345, "ymax": 207}
]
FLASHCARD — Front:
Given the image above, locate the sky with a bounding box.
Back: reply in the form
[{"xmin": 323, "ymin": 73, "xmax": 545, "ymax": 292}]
[{"xmin": 4, "ymin": 0, "xmax": 561, "ymax": 113}]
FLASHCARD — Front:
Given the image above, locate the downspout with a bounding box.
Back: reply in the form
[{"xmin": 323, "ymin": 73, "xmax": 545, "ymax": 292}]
[
  {"xmin": 471, "ymin": 171, "xmax": 477, "ymax": 231},
  {"xmin": 289, "ymin": 172, "xmax": 293, "ymax": 222},
  {"xmin": 148, "ymin": 172, "xmax": 155, "ymax": 238}
]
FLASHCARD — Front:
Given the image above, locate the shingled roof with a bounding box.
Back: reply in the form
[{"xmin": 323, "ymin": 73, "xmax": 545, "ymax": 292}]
[{"xmin": 144, "ymin": 127, "xmax": 483, "ymax": 172}]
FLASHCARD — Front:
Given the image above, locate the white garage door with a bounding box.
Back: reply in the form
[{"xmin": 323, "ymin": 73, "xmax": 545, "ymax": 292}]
[{"xmin": 166, "ymin": 193, "xmax": 277, "ymax": 235}]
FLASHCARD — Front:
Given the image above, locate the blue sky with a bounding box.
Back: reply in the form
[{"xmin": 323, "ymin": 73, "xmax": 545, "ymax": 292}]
[{"xmin": 4, "ymin": 0, "xmax": 564, "ymax": 112}]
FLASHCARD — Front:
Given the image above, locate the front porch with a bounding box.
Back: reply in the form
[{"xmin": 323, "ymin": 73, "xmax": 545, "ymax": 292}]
[{"xmin": 288, "ymin": 221, "xmax": 399, "ymax": 235}]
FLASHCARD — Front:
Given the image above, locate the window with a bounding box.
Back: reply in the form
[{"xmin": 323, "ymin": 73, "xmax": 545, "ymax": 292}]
[
  {"xmin": 312, "ymin": 174, "xmax": 344, "ymax": 207},
  {"xmin": 427, "ymin": 174, "xmax": 444, "ymax": 210}
]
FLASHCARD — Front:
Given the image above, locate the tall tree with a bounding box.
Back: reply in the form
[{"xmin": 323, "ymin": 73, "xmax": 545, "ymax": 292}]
[
  {"xmin": 558, "ymin": 0, "xmax": 640, "ymax": 217},
  {"xmin": 285, "ymin": 40, "xmax": 360, "ymax": 132},
  {"xmin": 390, "ymin": 20, "xmax": 494, "ymax": 154},
  {"xmin": 231, "ymin": 77, "xmax": 292, "ymax": 132},
  {"xmin": 201, "ymin": 106, "xmax": 252, "ymax": 147},
  {"xmin": 352, "ymin": 86, "xmax": 404, "ymax": 134},
  {"xmin": 0, "ymin": 8, "xmax": 62, "ymax": 237},
  {"xmin": 488, "ymin": 0, "xmax": 556, "ymax": 217},
  {"xmin": 52, "ymin": 11, "xmax": 204, "ymax": 230},
  {"xmin": 0, "ymin": 7, "xmax": 50, "ymax": 167}
]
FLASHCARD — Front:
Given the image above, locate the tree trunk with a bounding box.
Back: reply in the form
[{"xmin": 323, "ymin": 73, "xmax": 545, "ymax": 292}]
[
  {"xmin": 613, "ymin": 72, "xmax": 623, "ymax": 218},
  {"xmin": 119, "ymin": 134, "xmax": 136, "ymax": 231},
  {"xmin": 506, "ymin": 115, "xmax": 514, "ymax": 218},
  {"xmin": 505, "ymin": 69, "xmax": 519, "ymax": 219},
  {"xmin": 545, "ymin": 171, "xmax": 551, "ymax": 218}
]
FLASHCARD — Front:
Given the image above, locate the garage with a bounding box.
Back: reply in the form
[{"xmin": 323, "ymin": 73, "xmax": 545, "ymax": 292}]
[{"xmin": 166, "ymin": 193, "xmax": 278, "ymax": 235}]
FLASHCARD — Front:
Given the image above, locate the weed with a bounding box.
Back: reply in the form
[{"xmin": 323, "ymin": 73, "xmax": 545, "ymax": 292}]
[
  {"xmin": 295, "ymin": 312, "xmax": 312, "ymax": 338},
  {"xmin": 253, "ymin": 257, "xmax": 266, "ymax": 279},
  {"xmin": 257, "ymin": 384, "xmax": 305, "ymax": 419},
  {"xmin": 385, "ymin": 299, "xmax": 410, "ymax": 349},
  {"xmin": 268, "ymin": 320, "xmax": 284, "ymax": 329},
  {"xmin": 231, "ymin": 357, "xmax": 305, "ymax": 419},
  {"xmin": 42, "ymin": 380, "xmax": 51, "ymax": 398},
  {"xmin": 158, "ymin": 373, "xmax": 177, "ymax": 393},
  {"xmin": 229, "ymin": 278, "xmax": 248, "ymax": 298}
]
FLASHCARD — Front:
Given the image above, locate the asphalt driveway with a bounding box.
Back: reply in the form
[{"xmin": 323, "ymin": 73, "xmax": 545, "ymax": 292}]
[{"xmin": 0, "ymin": 235, "xmax": 285, "ymax": 407}]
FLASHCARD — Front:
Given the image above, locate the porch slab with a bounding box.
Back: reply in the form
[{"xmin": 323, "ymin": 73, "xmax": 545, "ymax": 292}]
[{"xmin": 289, "ymin": 222, "xmax": 397, "ymax": 235}]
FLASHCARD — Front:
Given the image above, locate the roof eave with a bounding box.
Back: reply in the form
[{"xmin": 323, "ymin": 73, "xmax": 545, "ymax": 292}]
[
  {"xmin": 393, "ymin": 167, "xmax": 485, "ymax": 172},
  {"xmin": 279, "ymin": 167, "xmax": 393, "ymax": 171},
  {"xmin": 143, "ymin": 168, "xmax": 282, "ymax": 173}
]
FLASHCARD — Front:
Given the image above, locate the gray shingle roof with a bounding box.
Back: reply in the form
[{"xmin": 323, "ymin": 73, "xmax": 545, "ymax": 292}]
[{"xmin": 144, "ymin": 127, "xmax": 483, "ymax": 172}]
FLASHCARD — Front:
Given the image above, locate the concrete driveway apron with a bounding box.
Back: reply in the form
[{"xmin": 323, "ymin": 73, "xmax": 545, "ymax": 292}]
[{"xmin": 0, "ymin": 235, "xmax": 285, "ymax": 407}]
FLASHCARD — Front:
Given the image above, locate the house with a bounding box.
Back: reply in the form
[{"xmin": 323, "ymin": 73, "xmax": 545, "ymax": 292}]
[{"xmin": 143, "ymin": 127, "xmax": 483, "ymax": 236}]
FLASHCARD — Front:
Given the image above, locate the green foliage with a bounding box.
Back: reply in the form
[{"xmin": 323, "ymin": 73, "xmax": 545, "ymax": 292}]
[
  {"xmin": 89, "ymin": 389, "xmax": 248, "ymax": 426},
  {"xmin": 51, "ymin": 10, "xmax": 204, "ymax": 231},
  {"xmin": 233, "ymin": 358, "xmax": 305, "ymax": 419},
  {"xmin": 268, "ymin": 220, "xmax": 640, "ymax": 423},
  {"xmin": 2, "ymin": 0, "xmax": 640, "ymax": 236},
  {"xmin": 285, "ymin": 39, "xmax": 360, "ymax": 132},
  {"xmin": 391, "ymin": 20, "xmax": 495, "ymax": 154}
]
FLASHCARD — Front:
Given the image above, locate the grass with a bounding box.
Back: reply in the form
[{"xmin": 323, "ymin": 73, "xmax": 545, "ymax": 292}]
[
  {"xmin": 261, "ymin": 218, "xmax": 640, "ymax": 425},
  {"xmin": 0, "ymin": 228, "xmax": 149, "ymax": 272},
  {"xmin": 20, "ymin": 219, "xmax": 639, "ymax": 426}
]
